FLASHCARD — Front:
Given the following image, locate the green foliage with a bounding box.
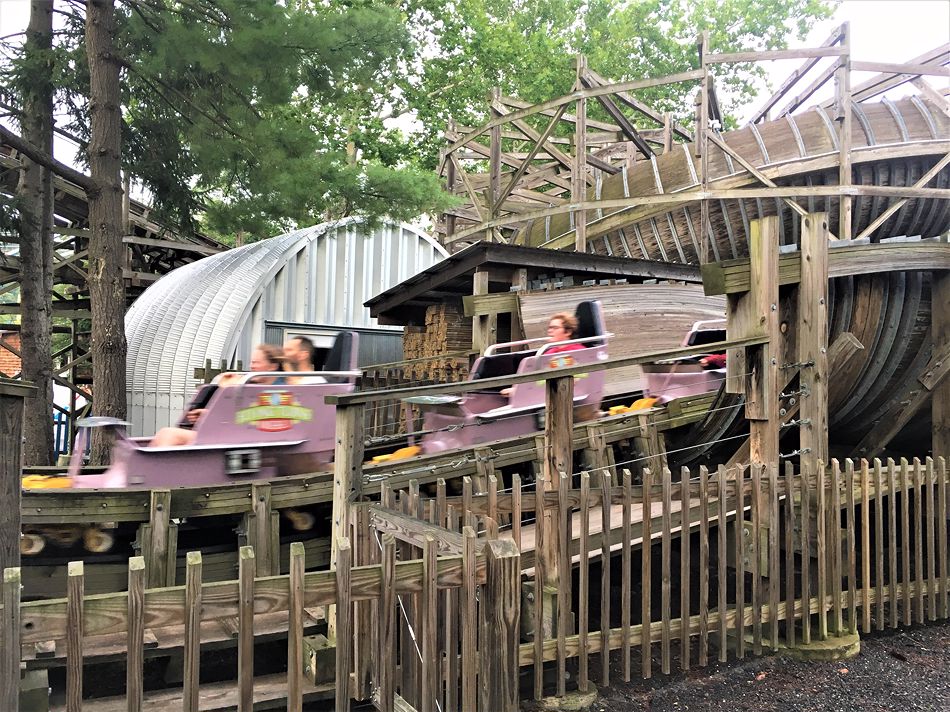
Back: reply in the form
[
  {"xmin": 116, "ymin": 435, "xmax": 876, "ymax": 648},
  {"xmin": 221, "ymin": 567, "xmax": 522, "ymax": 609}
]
[
  {"xmin": 396, "ymin": 0, "xmax": 837, "ymax": 167},
  {"xmin": 3, "ymin": 0, "xmax": 456, "ymax": 242}
]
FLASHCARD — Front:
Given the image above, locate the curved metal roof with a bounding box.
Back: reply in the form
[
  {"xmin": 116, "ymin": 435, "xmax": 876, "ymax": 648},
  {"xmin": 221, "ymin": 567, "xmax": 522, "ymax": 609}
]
[{"xmin": 125, "ymin": 218, "xmax": 446, "ymax": 435}]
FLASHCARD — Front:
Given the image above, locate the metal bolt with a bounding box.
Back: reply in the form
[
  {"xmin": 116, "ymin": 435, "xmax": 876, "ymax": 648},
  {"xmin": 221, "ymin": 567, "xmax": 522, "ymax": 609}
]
[
  {"xmin": 156, "ymin": 504, "xmax": 163, "ymax": 511},
  {"xmin": 771, "ymin": 304, "xmax": 777, "ymax": 311},
  {"xmin": 819, "ymin": 298, "xmax": 825, "ymax": 305}
]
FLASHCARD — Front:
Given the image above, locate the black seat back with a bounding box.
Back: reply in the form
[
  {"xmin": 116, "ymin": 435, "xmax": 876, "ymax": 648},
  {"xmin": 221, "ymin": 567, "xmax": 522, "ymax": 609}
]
[
  {"xmin": 574, "ymin": 300, "xmax": 606, "ymax": 347},
  {"xmin": 471, "ymin": 351, "xmax": 533, "ymax": 384},
  {"xmin": 322, "ymin": 331, "xmax": 359, "ymax": 382}
]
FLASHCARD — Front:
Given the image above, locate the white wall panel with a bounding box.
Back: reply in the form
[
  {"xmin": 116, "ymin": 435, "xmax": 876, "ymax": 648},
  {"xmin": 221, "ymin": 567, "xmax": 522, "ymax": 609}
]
[{"xmin": 125, "ymin": 219, "xmax": 445, "ymax": 436}]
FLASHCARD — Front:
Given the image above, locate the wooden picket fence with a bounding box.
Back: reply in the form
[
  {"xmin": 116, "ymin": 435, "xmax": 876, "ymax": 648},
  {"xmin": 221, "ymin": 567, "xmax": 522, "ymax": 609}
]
[
  {"xmin": 0, "ymin": 534, "xmax": 519, "ymax": 712},
  {"xmin": 2, "ymin": 456, "xmax": 948, "ymax": 710},
  {"xmin": 368, "ymin": 456, "xmax": 950, "ymax": 704}
]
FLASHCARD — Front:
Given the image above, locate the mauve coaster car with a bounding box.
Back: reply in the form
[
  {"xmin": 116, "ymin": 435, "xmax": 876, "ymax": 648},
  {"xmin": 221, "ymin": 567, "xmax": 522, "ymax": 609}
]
[
  {"xmin": 71, "ymin": 333, "xmax": 360, "ymax": 489},
  {"xmin": 408, "ymin": 301, "xmax": 611, "ymax": 454},
  {"xmin": 640, "ymin": 319, "xmax": 727, "ymax": 403}
]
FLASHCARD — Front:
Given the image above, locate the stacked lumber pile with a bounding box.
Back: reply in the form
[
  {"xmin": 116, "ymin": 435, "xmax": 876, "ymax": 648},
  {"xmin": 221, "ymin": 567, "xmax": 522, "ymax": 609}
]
[{"xmin": 402, "ymin": 303, "xmax": 472, "ymax": 383}]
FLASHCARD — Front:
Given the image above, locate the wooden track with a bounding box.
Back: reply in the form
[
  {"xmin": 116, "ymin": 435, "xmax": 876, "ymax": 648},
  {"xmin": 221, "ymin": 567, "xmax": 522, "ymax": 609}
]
[
  {"xmin": 510, "ymin": 98, "xmax": 949, "ymax": 457},
  {"xmin": 520, "ymin": 98, "xmax": 950, "ymax": 257}
]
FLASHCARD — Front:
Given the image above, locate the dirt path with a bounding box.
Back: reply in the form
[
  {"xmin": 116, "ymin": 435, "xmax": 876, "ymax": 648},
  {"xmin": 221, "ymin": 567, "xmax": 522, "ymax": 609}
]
[{"xmin": 585, "ymin": 622, "xmax": 950, "ymax": 711}]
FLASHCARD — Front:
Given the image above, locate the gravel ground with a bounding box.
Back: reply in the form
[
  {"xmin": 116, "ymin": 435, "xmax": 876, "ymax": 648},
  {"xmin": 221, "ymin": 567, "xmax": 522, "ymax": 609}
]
[{"xmin": 582, "ymin": 622, "xmax": 950, "ymax": 712}]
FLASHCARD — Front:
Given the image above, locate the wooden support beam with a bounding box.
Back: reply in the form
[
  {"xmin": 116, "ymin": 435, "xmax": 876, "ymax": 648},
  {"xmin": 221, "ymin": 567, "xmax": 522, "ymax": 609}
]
[
  {"xmin": 573, "ymin": 55, "xmax": 588, "ymax": 253},
  {"xmin": 701, "ymin": 240, "xmax": 950, "ymax": 296},
  {"xmin": 836, "ymin": 22, "xmax": 853, "ymax": 242},
  {"xmin": 471, "ymin": 268, "xmax": 496, "ymax": 354},
  {"xmin": 1, "ymin": 567, "xmax": 21, "ymax": 712},
  {"xmin": 329, "ymin": 404, "xmax": 364, "ymax": 638},
  {"xmin": 746, "ymin": 217, "xmax": 781, "ymax": 468},
  {"xmin": 145, "ymin": 489, "xmax": 174, "ymax": 588},
  {"xmin": 479, "ymin": 539, "xmax": 521, "ymax": 712},
  {"xmin": 0, "ymin": 379, "xmax": 34, "ymax": 573},
  {"xmin": 798, "ymin": 213, "xmax": 830, "ymax": 473},
  {"xmin": 542, "ymin": 375, "xmax": 573, "ymax": 587},
  {"xmin": 635, "ymin": 411, "xmax": 667, "ymax": 476},
  {"xmin": 935, "ymin": 270, "xmax": 950, "ymax": 460}
]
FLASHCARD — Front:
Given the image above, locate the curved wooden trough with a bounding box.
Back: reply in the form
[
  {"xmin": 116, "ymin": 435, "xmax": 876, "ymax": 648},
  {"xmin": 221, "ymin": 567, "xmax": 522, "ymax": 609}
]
[
  {"xmin": 519, "ymin": 98, "xmax": 949, "ymax": 257},
  {"xmin": 501, "ymin": 97, "xmax": 947, "ymax": 459}
]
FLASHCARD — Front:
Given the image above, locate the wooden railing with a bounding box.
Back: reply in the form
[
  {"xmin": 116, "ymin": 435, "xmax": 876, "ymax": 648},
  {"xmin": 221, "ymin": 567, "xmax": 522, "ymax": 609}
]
[
  {"xmin": 1, "ymin": 536, "xmax": 520, "ymax": 712},
  {"xmin": 368, "ymin": 456, "xmax": 949, "ymax": 703}
]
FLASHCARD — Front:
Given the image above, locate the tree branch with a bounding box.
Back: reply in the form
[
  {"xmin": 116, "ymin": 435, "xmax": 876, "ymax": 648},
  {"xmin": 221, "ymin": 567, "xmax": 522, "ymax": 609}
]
[{"xmin": 0, "ymin": 123, "xmax": 95, "ymax": 192}]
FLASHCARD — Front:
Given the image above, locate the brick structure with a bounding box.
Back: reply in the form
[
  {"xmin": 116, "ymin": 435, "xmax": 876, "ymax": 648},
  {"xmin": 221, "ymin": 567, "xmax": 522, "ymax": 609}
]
[{"xmin": 0, "ymin": 332, "xmax": 21, "ymax": 377}]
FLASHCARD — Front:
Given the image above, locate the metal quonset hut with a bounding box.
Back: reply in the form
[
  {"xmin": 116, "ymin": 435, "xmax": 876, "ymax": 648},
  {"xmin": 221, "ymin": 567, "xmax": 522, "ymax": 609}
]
[{"xmin": 125, "ymin": 218, "xmax": 446, "ymax": 436}]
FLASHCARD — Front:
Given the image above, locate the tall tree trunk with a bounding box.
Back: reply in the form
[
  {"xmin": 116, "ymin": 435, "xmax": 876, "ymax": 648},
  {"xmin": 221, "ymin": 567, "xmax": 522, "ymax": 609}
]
[
  {"xmin": 86, "ymin": 0, "xmax": 126, "ymax": 464},
  {"xmin": 17, "ymin": 0, "xmax": 56, "ymax": 466}
]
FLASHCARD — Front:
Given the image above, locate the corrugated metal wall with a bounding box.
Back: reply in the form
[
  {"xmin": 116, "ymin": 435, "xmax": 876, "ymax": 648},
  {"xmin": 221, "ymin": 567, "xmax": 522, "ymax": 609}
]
[{"xmin": 125, "ymin": 218, "xmax": 445, "ymax": 436}]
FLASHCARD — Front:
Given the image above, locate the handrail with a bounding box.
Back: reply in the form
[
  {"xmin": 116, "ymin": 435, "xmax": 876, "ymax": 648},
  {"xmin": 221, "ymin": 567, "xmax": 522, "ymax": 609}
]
[
  {"xmin": 214, "ymin": 370, "xmax": 362, "ymax": 385},
  {"xmin": 326, "ymin": 335, "xmax": 769, "ymax": 406},
  {"xmin": 535, "ymin": 332, "xmax": 614, "ymax": 356}
]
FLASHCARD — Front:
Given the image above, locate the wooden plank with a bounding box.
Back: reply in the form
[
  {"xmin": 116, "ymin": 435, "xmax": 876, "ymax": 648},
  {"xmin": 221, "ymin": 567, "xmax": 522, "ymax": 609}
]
[
  {"xmin": 331, "ymin": 404, "xmax": 364, "ymax": 606},
  {"xmin": 512, "ymin": 473, "xmax": 522, "ymax": 553},
  {"xmin": 830, "ymin": 461, "xmax": 843, "ymax": 634},
  {"xmin": 816, "ymin": 463, "xmax": 827, "ymax": 640},
  {"xmin": 679, "ymin": 468, "xmax": 691, "ymax": 670},
  {"xmin": 543, "ymin": 375, "xmax": 574, "ymax": 588},
  {"xmin": 874, "ymin": 459, "xmax": 885, "ymax": 631},
  {"xmin": 353, "ymin": 505, "xmax": 372, "ymax": 701},
  {"xmin": 480, "ymin": 540, "xmax": 521, "ymax": 712},
  {"xmin": 784, "ymin": 462, "xmax": 796, "ymax": 648},
  {"xmin": 573, "ymin": 55, "xmax": 588, "ymax": 252},
  {"xmin": 888, "ymin": 459, "xmax": 899, "ymax": 628},
  {"xmin": 660, "ymin": 468, "xmax": 672, "ymax": 674},
  {"xmin": 750, "ymin": 463, "xmax": 763, "ymax": 656},
  {"xmin": 238, "ymin": 547, "xmax": 256, "ymax": 712},
  {"xmin": 716, "ymin": 465, "xmax": 728, "ymax": 660},
  {"xmin": 642, "ymin": 466, "xmax": 654, "ymax": 677},
  {"xmin": 127, "ymin": 557, "xmax": 145, "ymax": 712},
  {"xmin": 845, "ymin": 460, "xmax": 857, "ymax": 635},
  {"xmin": 851, "ymin": 60, "xmax": 950, "ymax": 77},
  {"xmin": 622, "ymin": 470, "xmax": 633, "ymax": 680},
  {"xmin": 556, "ymin": 472, "xmax": 569, "ymax": 697},
  {"xmin": 836, "ymin": 24, "xmax": 852, "ymax": 241},
  {"xmin": 925, "ymin": 458, "xmax": 937, "ymax": 622},
  {"xmin": 287, "ymin": 544, "xmax": 305, "ymax": 712},
  {"xmin": 705, "ymin": 46, "xmax": 847, "ymax": 64},
  {"xmin": 334, "ymin": 539, "xmax": 351, "ymax": 712},
  {"xmin": 378, "ymin": 536, "xmax": 396, "ymax": 712},
  {"xmin": 66, "ymin": 561, "xmax": 84, "ymax": 712},
  {"xmin": 251, "ymin": 483, "xmax": 276, "ymax": 577},
  {"xmin": 913, "ymin": 459, "xmax": 925, "ymax": 624},
  {"xmin": 147, "ymin": 489, "xmax": 172, "ymax": 588},
  {"xmin": 768, "ymin": 464, "xmax": 780, "ymax": 650},
  {"xmin": 801, "ymin": 465, "xmax": 812, "ymax": 644},
  {"xmin": 2, "ymin": 567, "xmax": 21, "ymax": 712},
  {"xmin": 578, "ymin": 471, "xmax": 591, "ymax": 690},
  {"xmin": 532, "ymin": 471, "xmax": 544, "ymax": 701},
  {"xmin": 600, "ymin": 469, "xmax": 612, "ymax": 686},
  {"xmin": 461, "ymin": 527, "xmax": 477, "ymax": 712},
  {"xmin": 421, "ymin": 537, "xmax": 438, "ymax": 712},
  {"xmin": 701, "ymin": 241, "xmax": 950, "ymax": 296},
  {"xmin": 938, "ymin": 457, "xmax": 948, "ymax": 620},
  {"xmin": 698, "ymin": 466, "xmax": 710, "ymax": 665},
  {"xmin": 900, "ymin": 460, "xmax": 912, "ymax": 626},
  {"xmin": 799, "ymin": 213, "xmax": 830, "ymax": 474},
  {"xmin": 860, "ymin": 460, "xmax": 872, "ymax": 634},
  {"xmin": 183, "ymin": 551, "xmax": 206, "ymax": 707},
  {"xmin": 735, "ymin": 467, "xmax": 746, "ymax": 657},
  {"xmin": 445, "ymin": 512, "xmax": 459, "ymax": 712}
]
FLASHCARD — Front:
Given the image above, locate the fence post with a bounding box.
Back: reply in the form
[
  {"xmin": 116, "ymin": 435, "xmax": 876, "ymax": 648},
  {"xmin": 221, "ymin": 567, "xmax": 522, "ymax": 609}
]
[
  {"xmin": 480, "ymin": 539, "xmax": 521, "ymax": 712},
  {"xmin": 330, "ymin": 403, "xmax": 364, "ymax": 640},
  {"xmin": 0, "ymin": 379, "xmax": 36, "ymax": 574}
]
